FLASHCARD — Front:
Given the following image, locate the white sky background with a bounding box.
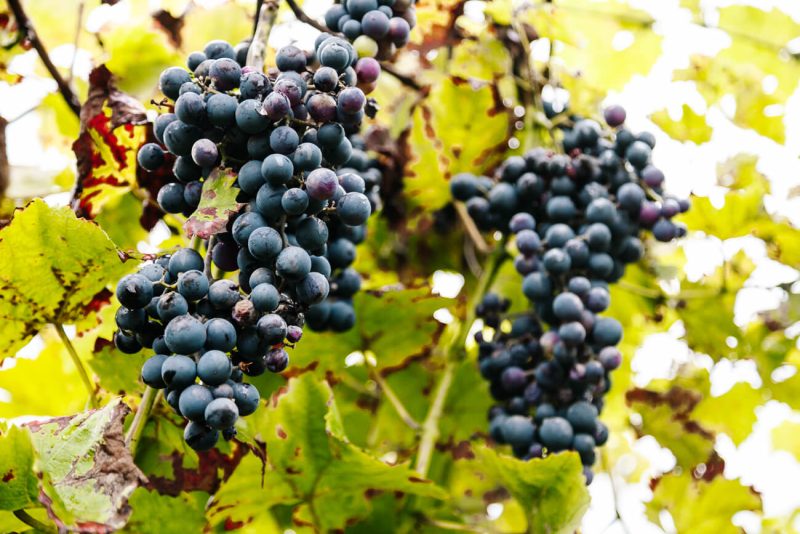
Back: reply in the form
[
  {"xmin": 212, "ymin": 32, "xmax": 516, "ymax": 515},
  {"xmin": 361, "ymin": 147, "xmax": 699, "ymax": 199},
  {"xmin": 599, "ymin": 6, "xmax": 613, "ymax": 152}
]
[{"xmin": 2, "ymin": 0, "xmax": 800, "ymax": 532}]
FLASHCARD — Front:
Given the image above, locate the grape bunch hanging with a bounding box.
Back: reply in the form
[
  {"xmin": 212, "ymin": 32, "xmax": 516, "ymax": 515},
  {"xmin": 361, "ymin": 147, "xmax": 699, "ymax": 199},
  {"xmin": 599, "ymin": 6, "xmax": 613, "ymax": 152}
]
[
  {"xmin": 451, "ymin": 106, "xmax": 690, "ymax": 483},
  {"xmin": 324, "ymin": 0, "xmax": 416, "ymax": 60},
  {"xmin": 116, "ymin": 35, "xmax": 385, "ymax": 451}
]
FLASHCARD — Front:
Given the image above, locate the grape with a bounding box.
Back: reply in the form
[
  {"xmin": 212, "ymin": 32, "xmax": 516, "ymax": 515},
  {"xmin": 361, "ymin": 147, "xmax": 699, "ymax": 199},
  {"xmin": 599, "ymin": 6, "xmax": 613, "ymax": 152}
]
[
  {"xmin": 204, "ymin": 40, "xmax": 236, "ymax": 60},
  {"xmin": 159, "ymin": 67, "xmax": 192, "ymax": 100},
  {"xmin": 276, "ymin": 246, "xmax": 312, "ymax": 281},
  {"xmin": 604, "ymin": 105, "xmax": 626, "ymax": 127},
  {"xmin": 296, "ymin": 217, "xmax": 329, "ymax": 250},
  {"xmin": 191, "ymin": 138, "xmax": 218, "ymax": 168},
  {"xmin": 296, "ymin": 272, "xmax": 330, "ymax": 304},
  {"xmin": 257, "ymin": 314, "xmax": 287, "ymax": 344},
  {"xmin": 164, "ymin": 315, "xmax": 207, "ymax": 354},
  {"xmin": 157, "ymin": 292, "xmax": 189, "ymax": 323},
  {"xmin": 336, "ymin": 192, "xmax": 371, "ymax": 226},
  {"xmin": 175, "ymin": 93, "xmax": 206, "ymax": 125},
  {"xmin": 208, "ymin": 280, "xmax": 241, "ymax": 310},
  {"xmin": 232, "ymin": 383, "xmax": 260, "ymax": 415},
  {"xmin": 307, "ymin": 93, "xmax": 338, "ymax": 122},
  {"xmin": 197, "ymin": 350, "xmax": 232, "ymax": 386},
  {"xmin": 240, "ymin": 71, "xmax": 271, "ymax": 100},
  {"xmin": 262, "ymin": 154, "xmax": 294, "ymax": 186},
  {"xmin": 179, "ymin": 384, "xmax": 214, "ymax": 421},
  {"xmin": 161, "ymin": 354, "xmax": 197, "ymax": 389},
  {"xmin": 141, "ymin": 354, "xmax": 168, "ymax": 388},
  {"xmin": 319, "ymin": 41, "xmax": 352, "ymax": 73},
  {"xmin": 184, "ymin": 421, "xmax": 219, "ymax": 451},
  {"xmin": 355, "ymin": 57, "xmax": 381, "ymax": 84},
  {"xmin": 154, "ymin": 113, "xmax": 177, "ymax": 144},
  {"xmin": 137, "ymin": 143, "xmax": 165, "ymax": 171},
  {"xmin": 388, "ymin": 17, "xmax": 410, "ymax": 46},
  {"xmin": 262, "ymin": 92, "xmax": 291, "ymax": 121},
  {"xmin": 539, "ymin": 417, "xmax": 573, "ymax": 451},
  {"xmin": 591, "ymin": 317, "xmax": 622, "ymax": 346},
  {"xmin": 116, "ymin": 274, "xmax": 154, "ymax": 309},
  {"xmin": 306, "ymin": 168, "xmax": 339, "ymax": 200},
  {"xmin": 281, "ymin": 188, "xmax": 310, "ymax": 215},
  {"xmin": 276, "ymin": 45, "xmax": 307, "ymax": 72},
  {"xmin": 163, "ymin": 121, "xmax": 203, "ymax": 157},
  {"xmin": 337, "ymin": 87, "xmax": 366, "ymax": 114},
  {"xmin": 236, "ymin": 99, "xmax": 269, "ymax": 134},
  {"xmin": 251, "ymin": 283, "xmax": 280, "ymax": 312},
  {"xmin": 169, "ymin": 248, "xmax": 204, "ymax": 277},
  {"xmin": 205, "ymin": 93, "xmax": 238, "ymax": 128},
  {"xmin": 327, "ymin": 301, "xmax": 356, "ymax": 332},
  {"xmin": 269, "ymin": 126, "xmax": 300, "ymax": 155},
  {"xmin": 114, "ymin": 331, "xmax": 142, "ymax": 354},
  {"xmin": 205, "ymin": 318, "xmax": 237, "ymax": 352},
  {"xmin": 177, "ymin": 270, "xmax": 209, "ymax": 301}
]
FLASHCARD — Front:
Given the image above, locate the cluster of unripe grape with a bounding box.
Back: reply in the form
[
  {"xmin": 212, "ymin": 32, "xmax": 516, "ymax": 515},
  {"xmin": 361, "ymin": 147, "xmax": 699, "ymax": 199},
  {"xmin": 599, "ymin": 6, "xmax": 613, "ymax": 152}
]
[
  {"xmin": 324, "ymin": 0, "xmax": 416, "ymax": 60},
  {"xmin": 121, "ymin": 35, "xmax": 384, "ymax": 449},
  {"xmin": 452, "ymin": 106, "xmax": 690, "ymax": 483}
]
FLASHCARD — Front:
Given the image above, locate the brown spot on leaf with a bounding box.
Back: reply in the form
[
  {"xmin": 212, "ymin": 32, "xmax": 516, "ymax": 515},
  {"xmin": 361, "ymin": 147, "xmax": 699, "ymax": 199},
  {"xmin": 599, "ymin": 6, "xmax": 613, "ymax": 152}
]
[
  {"xmin": 2, "ymin": 469, "xmax": 14, "ymax": 482},
  {"xmin": 276, "ymin": 426, "xmax": 287, "ymax": 439}
]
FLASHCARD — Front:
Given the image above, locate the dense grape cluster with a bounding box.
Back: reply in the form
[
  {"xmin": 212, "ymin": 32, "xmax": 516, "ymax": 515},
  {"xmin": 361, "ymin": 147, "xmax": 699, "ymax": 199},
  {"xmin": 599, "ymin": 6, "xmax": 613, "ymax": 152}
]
[
  {"xmin": 121, "ymin": 36, "xmax": 383, "ymax": 450},
  {"xmin": 451, "ymin": 106, "xmax": 690, "ymax": 483},
  {"xmin": 324, "ymin": 0, "xmax": 416, "ymax": 60}
]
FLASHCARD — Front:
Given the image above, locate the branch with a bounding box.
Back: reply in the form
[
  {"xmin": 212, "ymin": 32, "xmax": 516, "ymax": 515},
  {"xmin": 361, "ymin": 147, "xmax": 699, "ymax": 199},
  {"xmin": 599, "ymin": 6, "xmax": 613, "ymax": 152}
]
[
  {"xmin": 125, "ymin": 386, "xmax": 158, "ymax": 457},
  {"xmin": 246, "ymin": 0, "xmax": 280, "ymax": 69},
  {"xmin": 370, "ymin": 368, "xmax": 421, "ymax": 431},
  {"xmin": 381, "ymin": 62, "xmax": 426, "ymax": 91},
  {"xmin": 286, "ymin": 0, "xmax": 329, "ymax": 33},
  {"xmin": 13, "ymin": 510, "xmax": 56, "ymax": 534},
  {"xmin": 414, "ymin": 242, "xmax": 509, "ymax": 476},
  {"xmin": 53, "ymin": 323, "xmax": 98, "ymax": 408},
  {"xmin": 8, "ymin": 0, "xmax": 81, "ymax": 117},
  {"xmin": 204, "ymin": 235, "xmax": 216, "ymax": 279}
]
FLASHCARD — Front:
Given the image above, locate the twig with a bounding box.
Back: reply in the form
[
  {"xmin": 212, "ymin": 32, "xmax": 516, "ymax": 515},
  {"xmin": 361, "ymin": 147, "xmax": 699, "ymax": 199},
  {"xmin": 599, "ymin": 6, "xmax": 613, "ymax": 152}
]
[
  {"xmin": 253, "ymin": 0, "xmax": 264, "ymax": 37},
  {"xmin": 204, "ymin": 235, "xmax": 216, "ymax": 279},
  {"xmin": 8, "ymin": 0, "xmax": 81, "ymax": 117},
  {"xmin": 125, "ymin": 386, "xmax": 158, "ymax": 456},
  {"xmin": 13, "ymin": 510, "xmax": 56, "ymax": 533},
  {"xmin": 53, "ymin": 323, "xmax": 98, "ymax": 408},
  {"xmin": 286, "ymin": 0, "xmax": 329, "ymax": 33},
  {"xmin": 454, "ymin": 202, "xmax": 491, "ymax": 255},
  {"xmin": 381, "ymin": 62, "xmax": 426, "ymax": 91},
  {"xmin": 67, "ymin": 1, "xmax": 85, "ymax": 85},
  {"xmin": 246, "ymin": 0, "xmax": 280, "ymax": 69},
  {"xmin": 414, "ymin": 242, "xmax": 509, "ymax": 476},
  {"xmin": 371, "ymin": 368, "xmax": 421, "ymax": 431}
]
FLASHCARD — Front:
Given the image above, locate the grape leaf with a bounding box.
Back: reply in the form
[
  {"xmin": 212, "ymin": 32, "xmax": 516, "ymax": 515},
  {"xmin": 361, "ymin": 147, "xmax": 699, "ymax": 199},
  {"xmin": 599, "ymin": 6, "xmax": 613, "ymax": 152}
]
[
  {"xmin": 651, "ymin": 104, "xmax": 712, "ymax": 144},
  {"xmin": 124, "ymin": 489, "xmax": 209, "ymax": 534},
  {"xmin": 183, "ymin": 168, "xmax": 244, "ymax": 239},
  {"xmin": 405, "ymin": 77, "xmax": 512, "ymax": 213},
  {"xmin": 0, "ymin": 199, "xmax": 128, "ymax": 356},
  {"xmin": 0, "ymin": 425, "xmax": 38, "ymax": 511},
  {"xmin": 646, "ymin": 472, "xmax": 761, "ymax": 534},
  {"xmin": 72, "ymin": 66, "xmax": 148, "ymax": 218},
  {"xmin": 213, "ymin": 374, "xmax": 447, "ymax": 532},
  {"xmin": 693, "ymin": 382, "xmax": 762, "ymax": 446},
  {"xmin": 474, "ymin": 447, "xmax": 590, "ymax": 534},
  {"xmin": 23, "ymin": 399, "xmax": 145, "ymax": 531}
]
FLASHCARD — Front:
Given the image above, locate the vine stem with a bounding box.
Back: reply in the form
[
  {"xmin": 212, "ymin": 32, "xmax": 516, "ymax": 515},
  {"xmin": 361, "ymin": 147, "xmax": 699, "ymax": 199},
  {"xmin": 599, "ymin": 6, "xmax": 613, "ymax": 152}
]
[
  {"xmin": 285, "ymin": 0, "xmax": 329, "ymax": 33},
  {"xmin": 13, "ymin": 510, "xmax": 56, "ymax": 533},
  {"xmin": 454, "ymin": 202, "xmax": 491, "ymax": 255},
  {"xmin": 125, "ymin": 386, "xmax": 158, "ymax": 456},
  {"xmin": 7, "ymin": 0, "xmax": 81, "ymax": 117},
  {"xmin": 370, "ymin": 367, "xmax": 421, "ymax": 431},
  {"xmin": 414, "ymin": 241, "xmax": 509, "ymax": 476},
  {"xmin": 53, "ymin": 323, "xmax": 98, "ymax": 408},
  {"xmin": 246, "ymin": 0, "xmax": 280, "ymax": 69},
  {"xmin": 204, "ymin": 235, "xmax": 216, "ymax": 279}
]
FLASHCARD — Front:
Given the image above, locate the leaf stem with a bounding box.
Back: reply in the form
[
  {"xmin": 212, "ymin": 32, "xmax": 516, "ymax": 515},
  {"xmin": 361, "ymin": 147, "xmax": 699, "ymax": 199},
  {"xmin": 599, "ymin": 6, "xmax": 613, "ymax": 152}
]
[
  {"xmin": 125, "ymin": 386, "xmax": 158, "ymax": 457},
  {"xmin": 246, "ymin": 0, "xmax": 280, "ymax": 69},
  {"xmin": 414, "ymin": 242, "xmax": 508, "ymax": 476},
  {"xmin": 13, "ymin": 510, "xmax": 56, "ymax": 533},
  {"xmin": 7, "ymin": 0, "xmax": 81, "ymax": 117},
  {"xmin": 370, "ymin": 368, "xmax": 421, "ymax": 431},
  {"xmin": 204, "ymin": 235, "xmax": 216, "ymax": 279},
  {"xmin": 53, "ymin": 323, "xmax": 98, "ymax": 408}
]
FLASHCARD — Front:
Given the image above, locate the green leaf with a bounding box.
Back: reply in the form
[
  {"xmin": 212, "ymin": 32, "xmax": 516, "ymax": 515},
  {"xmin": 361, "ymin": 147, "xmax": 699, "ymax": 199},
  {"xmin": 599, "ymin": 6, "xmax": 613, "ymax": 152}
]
[
  {"xmin": 0, "ymin": 425, "xmax": 38, "ymax": 511},
  {"xmin": 289, "ymin": 286, "xmax": 448, "ymax": 372},
  {"xmin": 25, "ymin": 399, "xmax": 145, "ymax": 530},
  {"xmin": 626, "ymin": 386, "xmax": 714, "ymax": 469},
  {"xmin": 771, "ymin": 421, "xmax": 800, "ymax": 461},
  {"xmin": 183, "ymin": 168, "xmax": 244, "ymax": 239},
  {"xmin": 216, "ymin": 374, "xmax": 446, "ymax": 531},
  {"xmin": 646, "ymin": 473, "xmax": 761, "ymax": 534},
  {"xmin": 405, "ymin": 77, "xmax": 512, "ymax": 212},
  {"xmin": 474, "ymin": 447, "xmax": 590, "ymax": 534},
  {"xmin": 650, "ymin": 104, "xmax": 712, "ymax": 144},
  {"xmin": 693, "ymin": 382, "xmax": 762, "ymax": 445},
  {"xmin": 104, "ymin": 25, "xmax": 182, "ymax": 98},
  {"xmin": 0, "ymin": 199, "xmax": 128, "ymax": 355},
  {"xmin": 124, "ymin": 489, "xmax": 209, "ymax": 534}
]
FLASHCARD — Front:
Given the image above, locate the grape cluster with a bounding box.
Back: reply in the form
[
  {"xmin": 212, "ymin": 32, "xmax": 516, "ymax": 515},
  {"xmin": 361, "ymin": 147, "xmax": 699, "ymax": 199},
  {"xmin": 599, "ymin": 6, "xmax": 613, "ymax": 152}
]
[
  {"xmin": 121, "ymin": 36, "xmax": 383, "ymax": 449},
  {"xmin": 324, "ymin": 0, "xmax": 416, "ymax": 60},
  {"xmin": 451, "ymin": 106, "xmax": 690, "ymax": 483}
]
